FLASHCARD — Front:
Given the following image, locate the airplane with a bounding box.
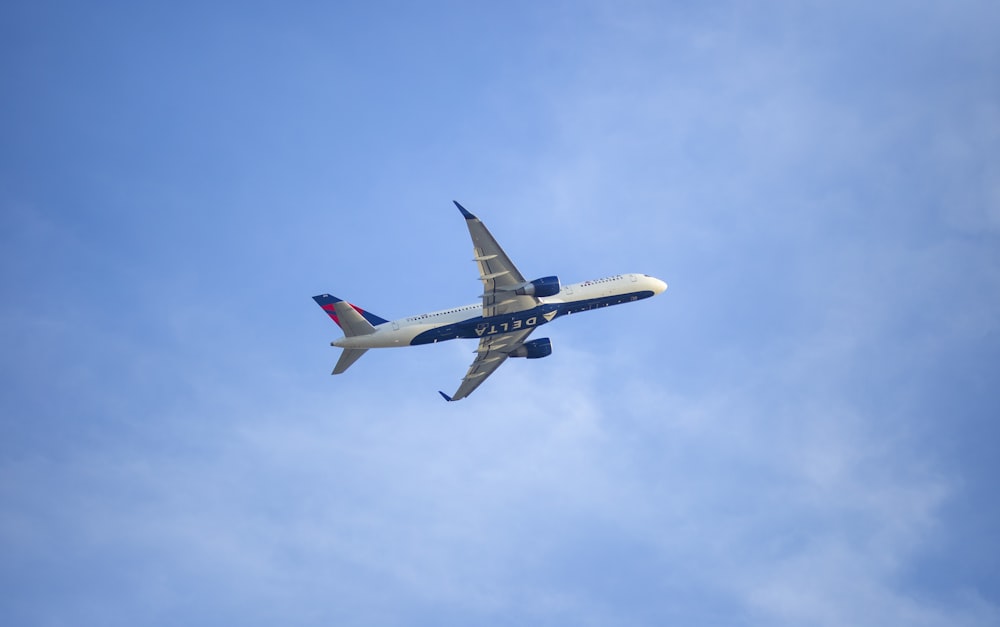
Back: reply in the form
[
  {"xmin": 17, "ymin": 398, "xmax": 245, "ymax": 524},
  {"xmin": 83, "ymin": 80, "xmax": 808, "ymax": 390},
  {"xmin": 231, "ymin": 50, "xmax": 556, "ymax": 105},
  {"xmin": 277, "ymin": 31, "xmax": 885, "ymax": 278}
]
[{"xmin": 313, "ymin": 201, "xmax": 667, "ymax": 401}]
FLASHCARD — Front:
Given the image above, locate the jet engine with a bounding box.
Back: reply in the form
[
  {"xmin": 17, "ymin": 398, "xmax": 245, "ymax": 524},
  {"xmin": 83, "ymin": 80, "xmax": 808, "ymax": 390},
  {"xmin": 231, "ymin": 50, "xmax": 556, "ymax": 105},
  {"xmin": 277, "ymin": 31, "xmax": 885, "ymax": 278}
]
[
  {"xmin": 509, "ymin": 338, "xmax": 552, "ymax": 359},
  {"xmin": 513, "ymin": 275, "xmax": 561, "ymax": 298}
]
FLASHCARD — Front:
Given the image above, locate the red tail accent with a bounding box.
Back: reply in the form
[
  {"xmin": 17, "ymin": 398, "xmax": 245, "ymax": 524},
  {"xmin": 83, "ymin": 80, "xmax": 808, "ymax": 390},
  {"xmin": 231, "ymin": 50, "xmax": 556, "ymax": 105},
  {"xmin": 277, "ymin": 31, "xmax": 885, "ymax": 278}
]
[{"xmin": 321, "ymin": 302, "xmax": 366, "ymax": 329}]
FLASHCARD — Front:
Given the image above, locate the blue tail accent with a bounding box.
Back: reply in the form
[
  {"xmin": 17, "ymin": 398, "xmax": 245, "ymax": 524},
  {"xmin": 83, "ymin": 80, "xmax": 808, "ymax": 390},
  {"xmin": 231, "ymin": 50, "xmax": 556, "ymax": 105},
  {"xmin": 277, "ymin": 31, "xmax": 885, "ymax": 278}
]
[{"xmin": 312, "ymin": 294, "xmax": 390, "ymax": 327}]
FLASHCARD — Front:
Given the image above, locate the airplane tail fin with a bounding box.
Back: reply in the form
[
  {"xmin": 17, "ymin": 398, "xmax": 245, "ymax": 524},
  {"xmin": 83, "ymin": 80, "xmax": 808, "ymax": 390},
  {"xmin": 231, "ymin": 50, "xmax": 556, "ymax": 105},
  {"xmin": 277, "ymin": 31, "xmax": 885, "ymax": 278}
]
[
  {"xmin": 312, "ymin": 294, "xmax": 389, "ymax": 330},
  {"xmin": 330, "ymin": 301, "xmax": 377, "ymax": 337},
  {"xmin": 313, "ymin": 294, "xmax": 388, "ymax": 375}
]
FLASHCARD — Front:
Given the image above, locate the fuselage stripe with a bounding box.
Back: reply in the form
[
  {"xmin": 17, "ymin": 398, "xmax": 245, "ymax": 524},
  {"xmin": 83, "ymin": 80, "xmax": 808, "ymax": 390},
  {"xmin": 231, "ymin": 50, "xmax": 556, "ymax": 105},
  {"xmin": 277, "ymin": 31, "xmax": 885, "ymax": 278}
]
[{"xmin": 408, "ymin": 290, "xmax": 655, "ymax": 345}]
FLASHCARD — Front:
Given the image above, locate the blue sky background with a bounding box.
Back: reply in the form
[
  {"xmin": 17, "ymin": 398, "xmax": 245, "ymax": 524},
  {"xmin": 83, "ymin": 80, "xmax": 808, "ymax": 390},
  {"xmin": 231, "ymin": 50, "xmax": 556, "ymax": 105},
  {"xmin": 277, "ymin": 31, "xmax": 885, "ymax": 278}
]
[{"xmin": 2, "ymin": 1, "xmax": 999, "ymax": 625}]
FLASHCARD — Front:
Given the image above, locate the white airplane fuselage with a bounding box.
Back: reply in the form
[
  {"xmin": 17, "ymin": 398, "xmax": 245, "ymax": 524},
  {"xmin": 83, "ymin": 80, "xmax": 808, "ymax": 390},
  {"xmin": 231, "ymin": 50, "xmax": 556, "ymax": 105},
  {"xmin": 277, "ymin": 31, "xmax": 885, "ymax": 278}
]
[{"xmin": 332, "ymin": 273, "xmax": 667, "ymax": 349}]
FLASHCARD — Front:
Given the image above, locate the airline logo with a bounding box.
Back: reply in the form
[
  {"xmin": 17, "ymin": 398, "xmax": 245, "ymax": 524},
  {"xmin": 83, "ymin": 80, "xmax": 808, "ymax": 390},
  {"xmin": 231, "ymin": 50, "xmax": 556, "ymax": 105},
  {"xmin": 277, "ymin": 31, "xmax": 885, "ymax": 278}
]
[{"xmin": 474, "ymin": 309, "xmax": 559, "ymax": 337}]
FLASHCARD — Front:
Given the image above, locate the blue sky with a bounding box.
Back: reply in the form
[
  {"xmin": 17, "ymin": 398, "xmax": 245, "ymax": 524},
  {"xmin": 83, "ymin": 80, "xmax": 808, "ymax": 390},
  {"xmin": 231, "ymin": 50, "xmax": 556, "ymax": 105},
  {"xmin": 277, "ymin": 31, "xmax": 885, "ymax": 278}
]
[{"xmin": 2, "ymin": 1, "xmax": 999, "ymax": 625}]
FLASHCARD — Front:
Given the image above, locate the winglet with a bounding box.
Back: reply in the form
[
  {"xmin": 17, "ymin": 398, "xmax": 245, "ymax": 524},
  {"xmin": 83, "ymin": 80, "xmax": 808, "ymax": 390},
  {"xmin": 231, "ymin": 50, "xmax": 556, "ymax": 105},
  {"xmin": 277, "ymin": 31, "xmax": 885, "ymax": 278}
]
[
  {"xmin": 453, "ymin": 201, "xmax": 476, "ymax": 220},
  {"xmin": 438, "ymin": 391, "xmax": 454, "ymax": 402}
]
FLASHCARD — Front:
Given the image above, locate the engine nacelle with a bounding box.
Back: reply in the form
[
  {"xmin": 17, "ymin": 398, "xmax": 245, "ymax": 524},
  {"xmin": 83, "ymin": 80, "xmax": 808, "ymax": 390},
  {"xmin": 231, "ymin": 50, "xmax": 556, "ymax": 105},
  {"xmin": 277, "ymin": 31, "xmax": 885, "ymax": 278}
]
[
  {"xmin": 514, "ymin": 275, "xmax": 561, "ymax": 298},
  {"xmin": 509, "ymin": 337, "xmax": 552, "ymax": 359}
]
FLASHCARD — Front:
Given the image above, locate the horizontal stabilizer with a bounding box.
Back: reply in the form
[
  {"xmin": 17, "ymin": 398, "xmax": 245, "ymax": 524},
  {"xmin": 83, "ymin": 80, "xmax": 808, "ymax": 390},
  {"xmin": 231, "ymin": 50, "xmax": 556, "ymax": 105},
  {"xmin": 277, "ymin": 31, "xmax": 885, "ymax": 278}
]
[{"xmin": 333, "ymin": 348, "xmax": 367, "ymax": 375}]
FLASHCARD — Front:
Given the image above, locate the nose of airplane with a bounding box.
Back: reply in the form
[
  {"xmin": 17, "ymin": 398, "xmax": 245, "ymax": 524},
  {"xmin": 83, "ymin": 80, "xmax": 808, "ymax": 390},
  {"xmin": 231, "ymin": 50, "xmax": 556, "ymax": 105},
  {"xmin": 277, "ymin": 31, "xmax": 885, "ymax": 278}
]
[{"xmin": 651, "ymin": 277, "xmax": 668, "ymax": 294}]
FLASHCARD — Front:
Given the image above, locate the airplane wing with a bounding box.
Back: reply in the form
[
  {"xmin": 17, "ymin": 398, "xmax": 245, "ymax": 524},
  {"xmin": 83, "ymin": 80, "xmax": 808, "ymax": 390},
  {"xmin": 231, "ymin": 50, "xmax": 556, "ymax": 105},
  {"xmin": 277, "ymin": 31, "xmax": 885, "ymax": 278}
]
[
  {"xmin": 454, "ymin": 201, "xmax": 539, "ymax": 317},
  {"xmin": 439, "ymin": 327, "xmax": 536, "ymax": 402}
]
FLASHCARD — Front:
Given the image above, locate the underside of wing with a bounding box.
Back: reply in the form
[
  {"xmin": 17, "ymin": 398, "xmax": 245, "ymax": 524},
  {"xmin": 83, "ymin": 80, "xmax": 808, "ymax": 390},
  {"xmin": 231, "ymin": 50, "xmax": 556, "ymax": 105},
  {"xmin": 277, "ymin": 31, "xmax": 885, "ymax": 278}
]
[
  {"xmin": 439, "ymin": 327, "xmax": 536, "ymax": 401},
  {"xmin": 455, "ymin": 201, "xmax": 540, "ymax": 317}
]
